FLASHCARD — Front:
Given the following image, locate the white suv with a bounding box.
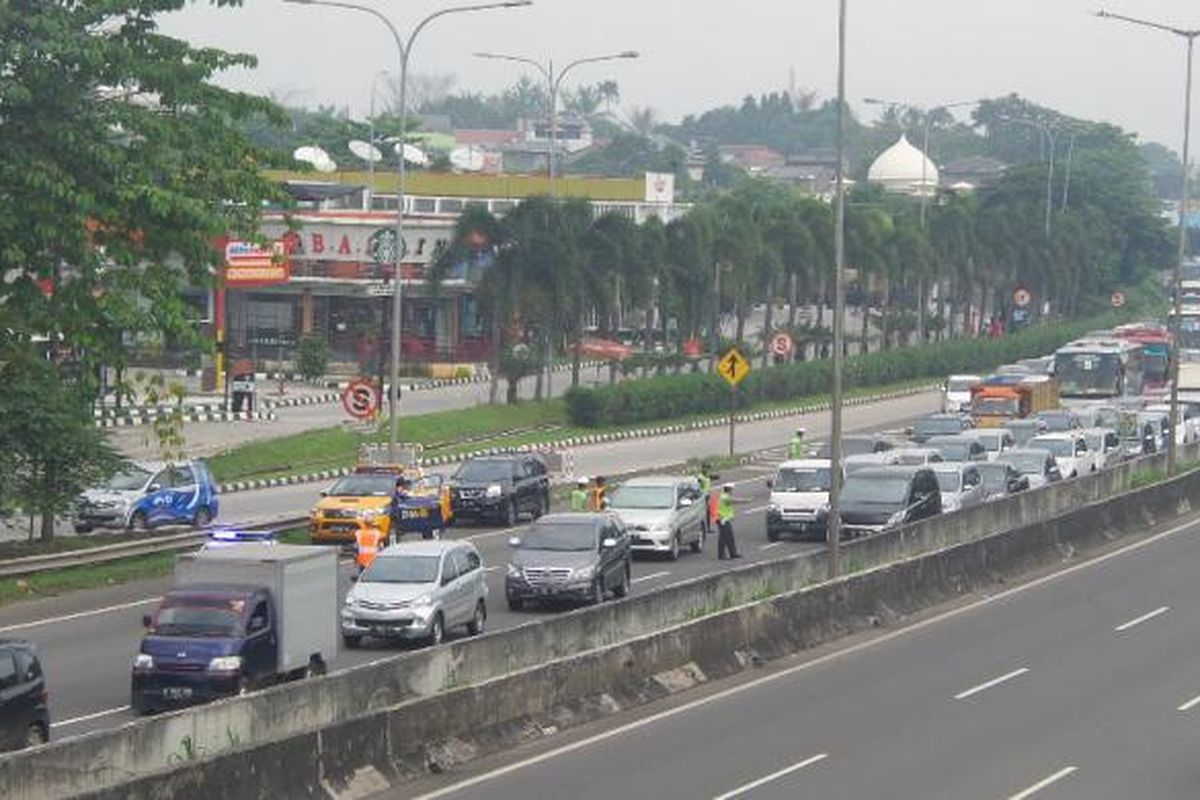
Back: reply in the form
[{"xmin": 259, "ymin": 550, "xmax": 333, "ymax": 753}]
[{"xmin": 1029, "ymin": 433, "xmax": 1095, "ymax": 478}]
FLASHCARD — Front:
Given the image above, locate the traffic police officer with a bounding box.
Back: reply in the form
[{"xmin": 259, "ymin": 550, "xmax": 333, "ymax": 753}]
[
  {"xmin": 788, "ymin": 427, "xmax": 806, "ymax": 459},
  {"xmin": 716, "ymin": 483, "xmax": 741, "ymax": 560}
]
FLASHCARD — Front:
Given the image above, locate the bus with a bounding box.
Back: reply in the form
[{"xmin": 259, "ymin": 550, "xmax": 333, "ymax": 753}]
[
  {"xmin": 1052, "ymin": 337, "xmax": 1145, "ymax": 400},
  {"xmin": 1169, "ymin": 307, "xmax": 1200, "ymax": 353},
  {"xmin": 1112, "ymin": 322, "xmax": 1172, "ymax": 390}
]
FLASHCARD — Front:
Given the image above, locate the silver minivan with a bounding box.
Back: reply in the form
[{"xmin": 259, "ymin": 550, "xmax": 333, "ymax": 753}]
[
  {"xmin": 607, "ymin": 476, "xmax": 707, "ymax": 559},
  {"xmin": 340, "ymin": 540, "xmax": 488, "ymax": 648}
]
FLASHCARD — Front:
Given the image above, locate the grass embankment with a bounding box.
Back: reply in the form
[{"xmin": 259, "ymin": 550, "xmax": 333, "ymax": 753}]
[
  {"xmin": 209, "ymin": 377, "xmax": 937, "ymax": 484},
  {"xmin": 0, "ymin": 552, "xmax": 177, "ymax": 607}
]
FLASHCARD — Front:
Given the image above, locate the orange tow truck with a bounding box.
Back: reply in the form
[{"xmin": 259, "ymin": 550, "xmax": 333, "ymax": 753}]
[{"xmin": 970, "ymin": 375, "xmax": 1060, "ymax": 428}]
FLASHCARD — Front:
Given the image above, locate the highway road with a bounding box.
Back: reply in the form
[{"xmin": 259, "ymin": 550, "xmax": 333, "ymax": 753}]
[
  {"xmin": 0, "ymin": 391, "xmax": 933, "ymax": 744},
  {"xmin": 401, "ymin": 497, "xmax": 1200, "ymax": 799}
]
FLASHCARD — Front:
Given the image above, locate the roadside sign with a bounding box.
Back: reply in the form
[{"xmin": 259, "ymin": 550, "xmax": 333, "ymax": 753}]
[
  {"xmin": 718, "ymin": 348, "xmax": 751, "ymax": 387},
  {"xmin": 1013, "ymin": 287, "xmax": 1032, "ymax": 308},
  {"xmin": 342, "ymin": 378, "xmax": 381, "ymax": 420},
  {"xmin": 770, "ymin": 332, "xmax": 795, "ymax": 358},
  {"xmin": 366, "ymin": 282, "xmax": 395, "ymax": 297},
  {"xmin": 1111, "ymin": 291, "xmax": 1126, "ymax": 308}
]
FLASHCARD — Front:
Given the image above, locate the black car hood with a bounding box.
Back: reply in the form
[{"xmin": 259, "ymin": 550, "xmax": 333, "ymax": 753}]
[
  {"xmin": 452, "ymin": 479, "xmax": 512, "ymax": 490},
  {"xmin": 510, "ymin": 549, "xmax": 597, "ymax": 570},
  {"xmin": 839, "ymin": 501, "xmax": 901, "ymax": 525}
]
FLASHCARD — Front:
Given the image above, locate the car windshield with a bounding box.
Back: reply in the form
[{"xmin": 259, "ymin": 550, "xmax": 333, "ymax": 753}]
[
  {"xmin": 1083, "ymin": 432, "xmax": 1105, "ymax": 451},
  {"xmin": 153, "ymin": 602, "xmax": 241, "ymax": 637},
  {"xmin": 1038, "ymin": 414, "xmax": 1076, "ymax": 432},
  {"xmin": 914, "ymin": 418, "xmax": 963, "ymax": 437},
  {"xmin": 1009, "ymin": 452, "xmax": 1048, "ymax": 474},
  {"xmin": 105, "ymin": 467, "xmax": 152, "ymax": 491},
  {"xmin": 934, "ymin": 471, "xmax": 962, "ymax": 492},
  {"xmin": 841, "ymin": 476, "xmax": 909, "ymax": 505},
  {"xmin": 947, "ymin": 378, "xmax": 976, "ymax": 393},
  {"xmin": 519, "ymin": 521, "xmax": 597, "ymax": 552},
  {"xmin": 327, "ymin": 475, "xmax": 396, "ymax": 497},
  {"xmin": 977, "ymin": 464, "xmax": 1011, "ymax": 492},
  {"xmin": 774, "ymin": 467, "xmax": 832, "ymax": 492},
  {"xmin": 974, "ymin": 397, "xmax": 1019, "ymax": 416},
  {"xmin": 361, "ymin": 555, "xmax": 440, "ymax": 584},
  {"xmin": 1054, "ymin": 352, "xmax": 1121, "ymax": 397},
  {"xmin": 455, "ymin": 460, "xmax": 513, "ymax": 482},
  {"xmin": 1006, "ymin": 424, "xmax": 1042, "ymax": 446},
  {"xmin": 894, "ymin": 451, "xmax": 935, "ymax": 465},
  {"xmin": 1032, "ymin": 439, "xmax": 1074, "ymax": 458},
  {"xmin": 976, "ymin": 434, "xmax": 1003, "ymax": 452},
  {"xmin": 607, "ymin": 485, "xmax": 675, "ymax": 509},
  {"xmin": 816, "ymin": 438, "xmax": 876, "ymax": 457},
  {"xmin": 933, "ymin": 441, "xmax": 972, "ymax": 461}
]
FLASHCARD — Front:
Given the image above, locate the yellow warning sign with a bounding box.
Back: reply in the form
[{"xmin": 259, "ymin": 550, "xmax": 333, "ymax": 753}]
[{"xmin": 718, "ymin": 348, "xmax": 751, "ymax": 387}]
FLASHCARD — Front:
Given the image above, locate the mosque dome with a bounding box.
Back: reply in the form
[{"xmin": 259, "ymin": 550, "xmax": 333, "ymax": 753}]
[{"xmin": 867, "ymin": 134, "xmax": 939, "ymax": 195}]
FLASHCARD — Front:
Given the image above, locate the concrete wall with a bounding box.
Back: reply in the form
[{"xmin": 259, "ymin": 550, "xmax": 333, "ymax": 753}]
[{"xmin": 2, "ymin": 447, "xmax": 1194, "ymax": 800}]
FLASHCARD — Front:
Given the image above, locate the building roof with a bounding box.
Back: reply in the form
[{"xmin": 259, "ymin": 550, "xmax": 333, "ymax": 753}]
[
  {"xmin": 454, "ymin": 129, "xmax": 522, "ymax": 148},
  {"xmin": 868, "ymin": 134, "xmax": 938, "ymax": 194}
]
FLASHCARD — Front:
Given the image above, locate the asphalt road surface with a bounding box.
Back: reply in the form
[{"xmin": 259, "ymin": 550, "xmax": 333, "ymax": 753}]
[
  {"xmin": 400, "ymin": 504, "xmax": 1200, "ymax": 799},
  {"xmin": 0, "ymin": 392, "xmax": 933, "ymax": 743}
]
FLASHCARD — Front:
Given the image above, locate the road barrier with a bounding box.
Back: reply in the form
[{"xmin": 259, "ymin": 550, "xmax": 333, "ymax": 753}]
[{"xmin": 3, "ymin": 442, "xmax": 1198, "ymax": 799}]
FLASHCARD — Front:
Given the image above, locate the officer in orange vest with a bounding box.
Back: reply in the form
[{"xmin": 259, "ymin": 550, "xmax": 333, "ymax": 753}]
[{"xmin": 355, "ymin": 524, "xmax": 383, "ymax": 575}]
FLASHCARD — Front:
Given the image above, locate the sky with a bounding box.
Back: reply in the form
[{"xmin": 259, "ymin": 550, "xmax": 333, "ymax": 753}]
[{"xmin": 161, "ymin": 0, "xmax": 1200, "ymax": 150}]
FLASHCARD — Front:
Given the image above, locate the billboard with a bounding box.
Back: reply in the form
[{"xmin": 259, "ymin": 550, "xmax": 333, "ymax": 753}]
[
  {"xmin": 644, "ymin": 172, "xmax": 675, "ymax": 204},
  {"xmin": 223, "ymin": 239, "xmax": 290, "ymax": 287}
]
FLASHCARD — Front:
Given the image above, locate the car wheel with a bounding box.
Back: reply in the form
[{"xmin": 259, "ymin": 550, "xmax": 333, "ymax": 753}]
[
  {"xmin": 427, "ymin": 613, "xmax": 445, "ymax": 647},
  {"xmin": 467, "ymin": 600, "xmax": 487, "ymax": 636},
  {"xmin": 193, "ymin": 507, "xmax": 212, "ymax": 528},
  {"xmin": 591, "ymin": 577, "xmax": 605, "ymax": 605},
  {"xmin": 668, "ymin": 533, "xmax": 680, "ymax": 561},
  {"xmin": 532, "ymin": 492, "xmax": 547, "ymax": 519},
  {"xmin": 129, "ymin": 511, "xmax": 150, "ymax": 532},
  {"xmin": 766, "ymin": 527, "xmax": 780, "ymax": 543},
  {"xmin": 24, "ymin": 723, "xmax": 47, "ymax": 749},
  {"xmin": 342, "ymin": 634, "xmax": 362, "ymax": 649},
  {"xmin": 503, "ymin": 499, "xmax": 517, "ymax": 528},
  {"xmin": 690, "ymin": 528, "xmax": 704, "ymax": 553},
  {"xmin": 506, "ymin": 594, "xmax": 523, "ymax": 612},
  {"xmin": 613, "ymin": 563, "xmax": 630, "ymax": 598}
]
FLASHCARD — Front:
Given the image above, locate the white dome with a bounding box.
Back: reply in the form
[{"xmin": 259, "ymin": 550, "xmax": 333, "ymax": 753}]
[{"xmin": 868, "ymin": 134, "xmax": 939, "ymax": 195}]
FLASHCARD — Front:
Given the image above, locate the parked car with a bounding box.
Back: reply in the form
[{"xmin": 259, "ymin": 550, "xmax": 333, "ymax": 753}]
[
  {"xmin": 341, "ymin": 540, "xmax": 488, "ymax": 648},
  {"xmin": 0, "ymin": 640, "xmax": 49, "ymax": 751},
  {"xmin": 942, "ymin": 374, "xmax": 981, "ymax": 413},
  {"xmin": 1029, "ymin": 433, "xmax": 1096, "ymax": 478},
  {"xmin": 1080, "ymin": 427, "xmax": 1124, "ymax": 471},
  {"xmin": 892, "ymin": 447, "xmax": 945, "ymax": 466},
  {"xmin": 766, "ymin": 459, "xmax": 834, "ymax": 542},
  {"xmin": 1005, "ymin": 448, "xmax": 1064, "ymax": 489},
  {"xmin": 505, "ymin": 513, "xmax": 632, "ymax": 609},
  {"xmin": 1004, "ymin": 418, "xmax": 1049, "ymax": 447},
  {"xmin": 838, "ymin": 466, "xmax": 942, "ymax": 537},
  {"xmin": 607, "ymin": 476, "xmax": 707, "ymax": 559},
  {"xmin": 976, "ymin": 461, "xmax": 1030, "ymax": 500},
  {"xmin": 1035, "ymin": 409, "xmax": 1083, "ymax": 433},
  {"xmin": 930, "ymin": 463, "xmax": 987, "ymax": 512},
  {"xmin": 74, "ymin": 460, "xmax": 219, "ymax": 532},
  {"xmin": 926, "ymin": 434, "xmax": 989, "ymax": 462},
  {"xmin": 814, "ymin": 434, "xmax": 897, "ymax": 458},
  {"xmin": 449, "ymin": 454, "xmax": 551, "ymax": 526},
  {"xmin": 910, "ymin": 413, "xmax": 974, "ymax": 444},
  {"xmin": 973, "ymin": 428, "xmax": 1016, "ymax": 461}
]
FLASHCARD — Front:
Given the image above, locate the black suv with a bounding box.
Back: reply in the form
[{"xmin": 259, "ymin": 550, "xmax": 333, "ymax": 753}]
[
  {"xmin": 0, "ymin": 640, "xmax": 49, "ymax": 751},
  {"xmin": 450, "ymin": 454, "xmax": 551, "ymax": 526},
  {"xmin": 505, "ymin": 513, "xmax": 632, "ymax": 609},
  {"xmin": 839, "ymin": 465, "xmax": 942, "ymax": 537}
]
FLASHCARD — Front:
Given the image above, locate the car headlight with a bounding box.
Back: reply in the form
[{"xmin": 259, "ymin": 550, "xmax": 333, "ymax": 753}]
[
  {"xmin": 343, "ymin": 595, "xmax": 360, "ymax": 609},
  {"xmin": 208, "ymin": 656, "xmax": 243, "ymax": 672},
  {"xmin": 767, "ymin": 503, "xmax": 781, "ymax": 514},
  {"xmin": 572, "ymin": 564, "xmax": 597, "ymax": 580},
  {"xmin": 358, "ymin": 507, "xmax": 386, "ymax": 520},
  {"xmin": 486, "ymin": 484, "xmax": 503, "ymax": 498},
  {"xmin": 650, "ymin": 524, "xmax": 671, "ymax": 535},
  {"xmin": 507, "ymin": 563, "xmax": 523, "ymax": 578},
  {"xmin": 133, "ymin": 653, "xmax": 154, "ymax": 670},
  {"xmin": 886, "ymin": 510, "xmax": 907, "ymax": 527}
]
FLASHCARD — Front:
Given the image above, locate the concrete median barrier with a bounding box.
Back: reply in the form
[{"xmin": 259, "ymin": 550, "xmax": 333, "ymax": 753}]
[{"xmin": 3, "ymin": 447, "xmax": 1198, "ymax": 799}]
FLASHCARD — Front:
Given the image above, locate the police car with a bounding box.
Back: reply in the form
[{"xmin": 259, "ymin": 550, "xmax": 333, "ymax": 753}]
[{"xmin": 75, "ymin": 460, "xmax": 219, "ymax": 532}]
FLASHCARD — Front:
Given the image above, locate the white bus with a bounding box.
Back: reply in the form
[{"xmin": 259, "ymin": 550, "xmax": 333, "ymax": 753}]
[{"xmin": 1052, "ymin": 337, "xmax": 1145, "ymax": 400}]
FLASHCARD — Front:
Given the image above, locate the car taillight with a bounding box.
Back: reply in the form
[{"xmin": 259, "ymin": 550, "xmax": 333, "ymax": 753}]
[{"xmin": 38, "ymin": 689, "xmax": 48, "ymax": 703}]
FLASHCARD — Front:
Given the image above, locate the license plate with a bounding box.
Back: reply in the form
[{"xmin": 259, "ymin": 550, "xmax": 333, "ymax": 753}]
[
  {"xmin": 162, "ymin": 687, "xmax": 193, "ymax": 700},
  {"xmin": 326, "ymin": 523, "xmax": 356, "ymax": 532},
  {"xmin": 401, "ymin": 508, "xmax": 429, "ymax": 519}
]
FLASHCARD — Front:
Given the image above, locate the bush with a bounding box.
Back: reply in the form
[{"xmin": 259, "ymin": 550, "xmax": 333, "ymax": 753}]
[
  {"xmin": 296, "ymin": 335, "xmax": 329, "ymax": 382},
  {"xmin": 562, "ymin": 314, "xmax": 1119, "ymax": 428}
]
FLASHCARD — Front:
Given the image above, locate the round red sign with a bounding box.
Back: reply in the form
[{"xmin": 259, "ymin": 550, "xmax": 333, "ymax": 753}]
[
  {"xmin": 770, "ymin": 332, "xmax": 794, "ymax": 357},
  {"xmin": 342, "ymin": 379, "xmax": 381, "ymax": 420}
]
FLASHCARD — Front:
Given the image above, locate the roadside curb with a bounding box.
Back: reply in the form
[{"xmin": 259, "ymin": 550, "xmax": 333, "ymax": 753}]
[
  {"xmin": 94, "ymin": 409, "xmax": 277, "ymax": 429},
  {"xmin": 215, "ymin": 383, "xmax": 936, "ymax": 495}
]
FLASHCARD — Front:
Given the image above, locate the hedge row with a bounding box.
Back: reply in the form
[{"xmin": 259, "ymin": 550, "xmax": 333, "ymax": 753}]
[{"xmin": 563, "ymin": 315, "xmax": 1119, "ymax": 428}]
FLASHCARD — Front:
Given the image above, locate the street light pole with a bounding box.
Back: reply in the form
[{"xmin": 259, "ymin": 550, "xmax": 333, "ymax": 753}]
[
  {"xmin": 997, "ymin": 115, "xmax": 1056, "ymax": 237},
  {"xmin": 828, "ymin": 0, "xmax": 848, "ymax": 580},
  {"xmin": 284, "ymin": 0, "xmax": 531, "ymax": 461},
  {"xmin": 1097, "ymin": 10, "xmax": 1198, "ymax": 475}
]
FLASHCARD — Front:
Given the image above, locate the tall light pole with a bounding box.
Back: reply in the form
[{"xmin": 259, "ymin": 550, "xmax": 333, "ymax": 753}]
[
  {"xmin": 284, "ymin": 0, "xmax": 532, "ymax": 460},
  {"xmin": 863, "ymin": 97, "xmax": 978, "ymax": 340},
  {"xmin": 828, "ymin": 0, "xmax": 848, "ymax": 580},
  {"xmin": 474, "ymin": 48, "xmax": 637, "ymax": 394},
  {"xmin": 996, "ymin": 115, "xmax": 1056, "ymax": 238},
  {"xmin": 1097, "ymin": 9, "xmax": 1197, "ymax": 475}
]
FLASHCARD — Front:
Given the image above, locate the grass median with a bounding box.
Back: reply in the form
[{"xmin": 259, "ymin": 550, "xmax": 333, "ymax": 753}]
[{"xmin": 209, "ymin": 377, "xmax": 936, "ymax": 484}]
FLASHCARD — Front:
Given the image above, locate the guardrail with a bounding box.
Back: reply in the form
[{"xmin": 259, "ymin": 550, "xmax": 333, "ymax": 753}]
[{"xmin": 0, "ymin": 517, "xmax": 309, "ymax": 579}]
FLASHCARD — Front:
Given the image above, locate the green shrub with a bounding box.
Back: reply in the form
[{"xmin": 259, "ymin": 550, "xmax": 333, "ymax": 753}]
[
  {"xmin": 563, "ymin": 314, "xmax": 1120, "ymax": 428},
  {"xmin": 297, "ymin": 335, "xmax": 330, "ymax": 382}
]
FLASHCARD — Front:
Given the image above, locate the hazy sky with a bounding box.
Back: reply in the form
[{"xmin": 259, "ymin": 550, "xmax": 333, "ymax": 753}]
[{"xmin": 162, "ymin": 0, "xmax": 1199, "ymax": 150}]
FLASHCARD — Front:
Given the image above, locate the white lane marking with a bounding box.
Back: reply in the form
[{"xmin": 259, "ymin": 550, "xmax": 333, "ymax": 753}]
[
  {"xmin": 411, "ymin": 509, "xmax": 1200, "ymax": 800},
  {"xmin": 711, "ymin": 753, "xmax": 829, "ymax": 800},
  {"xmin": 484, "ymin": 566, "xmax": 501, "ymax": 573},
  {"xmin": 1177, "ymin": 693, "xmax": 1200, "ymax": 712},
  {"xmin": 953, "ymin": 667, "xmax": 1030, "ymax": 700},
  {"xmin": 1007, "ymin": 766, "xmax": 1078, "ymax": 799},
  {"xmin": 760, "ymin": 543, "xmax": 783, "ymax": 550},
  {"xmin": 52, "ymin": 705, "xmax": 131, "ymax": 728},
  {"xmin": 0, "ymin": 597, "xmax": 161, "ymax": 633},
  {"xmin": 1114, "ymin": 605, "xmax": 1169, "ymax": 632},
  {"xmin": 631, "ymin": 571, "xmax": 670, "ymax": 585}
]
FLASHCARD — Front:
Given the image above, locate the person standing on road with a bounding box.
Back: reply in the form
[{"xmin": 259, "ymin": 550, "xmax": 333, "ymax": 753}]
[
  {"xmin": 788, "ymin": 427, "xmax": 806, "ymax": 459},
  {"xmin": 570, "ymin": 478, "xmax": 590, "ymax": 511},
  {"xmin": 355, "ymin": 523, "xmax": 383, "ymax": 575},
  {"xmin": 716, "ymin": 483, "xmax": 741, "ymax": 560},
  {"xmin": 588, "ymin": 475, "xmax": 608, "ymax": 511},
  {"xmin": 697, "ymin": 462, "xmax": 716, "ymax": 530}
]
